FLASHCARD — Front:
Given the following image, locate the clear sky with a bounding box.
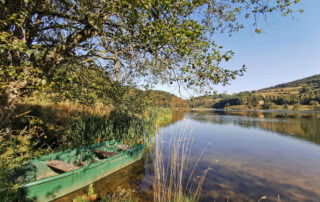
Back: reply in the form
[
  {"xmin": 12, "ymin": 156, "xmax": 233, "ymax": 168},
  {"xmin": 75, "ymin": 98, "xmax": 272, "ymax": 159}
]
[{"xmin": 153, "ymin": 0, "xmax": 320, "ymax": 98}]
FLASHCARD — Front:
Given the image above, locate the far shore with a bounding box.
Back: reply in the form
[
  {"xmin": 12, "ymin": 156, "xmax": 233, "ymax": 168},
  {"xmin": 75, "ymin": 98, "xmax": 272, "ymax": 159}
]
[{"xmin": 190, "ymin": 108, "xmax": 320, "ymax": 113}]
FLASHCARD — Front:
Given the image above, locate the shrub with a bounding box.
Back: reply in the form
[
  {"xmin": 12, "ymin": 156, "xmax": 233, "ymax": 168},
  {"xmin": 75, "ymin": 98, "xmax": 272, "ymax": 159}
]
[
  {"xmin": 309, "ymin": 100, "xmax": 319, "ymax": 106},
  {"xmin": 262, "ymin": 102, "xmax": 276, "ymax": 109}
]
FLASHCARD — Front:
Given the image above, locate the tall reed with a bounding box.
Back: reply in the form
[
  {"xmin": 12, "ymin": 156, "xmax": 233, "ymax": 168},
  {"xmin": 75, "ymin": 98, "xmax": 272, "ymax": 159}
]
[{"xmin": 153, "ymin": 126, "xmax": 211, "ymax": 202}]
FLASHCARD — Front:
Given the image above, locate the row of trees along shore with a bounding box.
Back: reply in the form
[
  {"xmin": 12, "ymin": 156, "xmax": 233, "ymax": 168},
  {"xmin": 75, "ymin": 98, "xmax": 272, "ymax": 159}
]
[{"xmin": 190, "ymin": 84, "xmax": 320, "ymax": 109}]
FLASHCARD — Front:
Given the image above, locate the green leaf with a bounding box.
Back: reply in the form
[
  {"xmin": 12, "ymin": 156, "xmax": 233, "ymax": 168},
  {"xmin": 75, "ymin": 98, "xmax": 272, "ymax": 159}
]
[
  {"xmin": 255, "ymin": 28, "xmax": 262, "ymax": 34},
  {"xmin": 26, "ymin": 49, "xmax": 31, "ymax": 57}
]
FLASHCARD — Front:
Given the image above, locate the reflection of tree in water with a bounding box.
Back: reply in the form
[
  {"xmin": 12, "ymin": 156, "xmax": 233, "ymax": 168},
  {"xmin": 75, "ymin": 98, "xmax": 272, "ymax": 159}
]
[
  {"xmin": 171, "ymin": 110, "xmax": 185, "ymax": 124},
  {"xmin": 188, "ymin": 111, "xmax": 320, "ymax": 145}
]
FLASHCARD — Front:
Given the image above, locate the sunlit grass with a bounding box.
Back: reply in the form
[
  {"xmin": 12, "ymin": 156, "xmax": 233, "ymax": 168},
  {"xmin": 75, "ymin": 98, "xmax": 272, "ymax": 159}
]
[{"xmin": 152, "ymin": 126, "xmax": 211, "ymax": 202}]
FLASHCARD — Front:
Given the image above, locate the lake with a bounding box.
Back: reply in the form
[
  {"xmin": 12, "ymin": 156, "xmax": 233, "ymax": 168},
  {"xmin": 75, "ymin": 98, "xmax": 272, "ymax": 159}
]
[{"xmin": 57, "ymin": 110, "xmax": 320, "ymax": 202}]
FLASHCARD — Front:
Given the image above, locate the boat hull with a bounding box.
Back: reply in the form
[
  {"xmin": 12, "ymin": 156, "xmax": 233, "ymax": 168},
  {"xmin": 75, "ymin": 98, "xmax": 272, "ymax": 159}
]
[{"xmin": 23, "ymin": 143, "xmax": 145, "ymax": 201}]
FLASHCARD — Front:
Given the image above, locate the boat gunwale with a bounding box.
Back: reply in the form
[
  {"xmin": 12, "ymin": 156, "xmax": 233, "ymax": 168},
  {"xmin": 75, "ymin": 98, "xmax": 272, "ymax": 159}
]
[{"xmin": 23, "ymin": 143, "xmax": 145, "ymax": 187}]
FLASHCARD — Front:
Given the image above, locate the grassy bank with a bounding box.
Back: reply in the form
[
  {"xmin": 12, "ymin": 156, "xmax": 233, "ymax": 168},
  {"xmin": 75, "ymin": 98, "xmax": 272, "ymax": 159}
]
[{"xmin": 0, "ymin": 99, "xmax": 173, "ymax": 201}]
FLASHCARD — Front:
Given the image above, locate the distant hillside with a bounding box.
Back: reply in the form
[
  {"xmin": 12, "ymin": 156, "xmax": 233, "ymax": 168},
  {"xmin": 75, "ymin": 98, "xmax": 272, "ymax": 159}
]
[
  {"xmin": 145, "ymin": 90, "xmax": 189, "ymax": 109},
  {"xmin": 190, "ymin": 74, "xmax": 320, "ymax": 110},
  {"xmin": 260, "ymin": 74, "xmax": 320, "ymax": 92}
]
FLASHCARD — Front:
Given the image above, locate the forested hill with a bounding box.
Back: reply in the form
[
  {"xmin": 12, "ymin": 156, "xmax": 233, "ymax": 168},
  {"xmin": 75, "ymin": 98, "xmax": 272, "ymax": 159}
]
[
  {"xmin": 190, "ymin": 74, "xmax": 320, "ymax": 110},
  {"xmin": 145, "ymin": 90, "xmax": 189, "ymax": 109},
  {"xmin": 260, "ymin": 74, "xmax": 320, "ymax": 91}
]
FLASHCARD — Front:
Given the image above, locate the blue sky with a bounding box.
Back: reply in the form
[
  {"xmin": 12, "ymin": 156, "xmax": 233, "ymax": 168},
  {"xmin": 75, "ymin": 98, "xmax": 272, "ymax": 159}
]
[{"xmin": 153, "ymin": 0, "xmax": 320, "ymax": 98}]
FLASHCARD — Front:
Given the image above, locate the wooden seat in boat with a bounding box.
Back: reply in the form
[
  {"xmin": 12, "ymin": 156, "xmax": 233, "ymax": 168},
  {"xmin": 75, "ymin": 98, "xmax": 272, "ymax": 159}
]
[
  {"xmin": 117, "ymin": 144, "xmax": 132, "ymax": 151},
  {"xmin": 94, "ymin": 150, "xmax": 118, "ymax": 158},
  {"xmin": 45, "ymin": 160, "xmax": 80, "ymax": 172}
]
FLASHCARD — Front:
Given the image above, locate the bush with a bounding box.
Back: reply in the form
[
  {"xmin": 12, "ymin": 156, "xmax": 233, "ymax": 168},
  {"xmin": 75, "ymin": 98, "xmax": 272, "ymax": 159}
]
[
  {"xmin": 262, "ymin": 102, "xmax": 276, "ymax": 109},
  {"xmin": 213, "ymin": 97, "xmax": 242, "ymax": 109},
  {"xmin": 309, "ymin": 100, "xmax": 319, "ymax": 106}
]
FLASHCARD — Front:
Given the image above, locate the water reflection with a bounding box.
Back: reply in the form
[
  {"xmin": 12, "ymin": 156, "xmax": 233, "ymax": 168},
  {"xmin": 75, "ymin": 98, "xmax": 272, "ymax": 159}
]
[
  {"xmin": 189, "ymin": 110, "xmax": 320, "ymax": 145},
  {"xmin": 55, "ymin": 159, "xmax": 153, "ymax": 202},
  {"xmin": 185, "ymin": 110, "xmax": 320, "ymax": 201}
]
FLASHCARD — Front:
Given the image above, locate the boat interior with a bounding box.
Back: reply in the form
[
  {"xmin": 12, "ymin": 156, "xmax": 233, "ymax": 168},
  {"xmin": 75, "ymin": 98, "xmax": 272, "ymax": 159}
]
[{"xmin": 14, "ymin": 141, "xmax": 133, "ymax": 184}]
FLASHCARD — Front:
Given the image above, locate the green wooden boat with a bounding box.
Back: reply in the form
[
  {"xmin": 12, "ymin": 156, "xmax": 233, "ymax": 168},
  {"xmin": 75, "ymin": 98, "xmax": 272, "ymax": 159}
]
[{"xmin": 18, "ymin": 140, "xmax": 145, "ymax": 201}]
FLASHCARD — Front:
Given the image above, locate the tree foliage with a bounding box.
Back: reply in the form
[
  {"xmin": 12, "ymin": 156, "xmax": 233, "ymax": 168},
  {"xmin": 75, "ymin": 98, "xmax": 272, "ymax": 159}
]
[
  {"xmin": 0, "ymin": 0, "xmax": 301, "ymax": 123},
  {"xmin": 1, "ymin": 0, "xmax": 301, "ymax": 86}
]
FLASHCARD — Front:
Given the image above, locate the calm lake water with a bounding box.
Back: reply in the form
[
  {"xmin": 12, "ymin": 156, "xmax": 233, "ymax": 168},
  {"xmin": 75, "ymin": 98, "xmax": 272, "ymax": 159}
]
[{"xmin": 57, "ymin": 110, "xmax": 320, "ymax": 202}]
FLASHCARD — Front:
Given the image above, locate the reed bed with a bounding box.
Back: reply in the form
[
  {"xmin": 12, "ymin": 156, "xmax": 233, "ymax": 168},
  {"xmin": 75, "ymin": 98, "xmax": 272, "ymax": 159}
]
[{"xmin": 152, "ymin": 126, "xmax": 211, "ymax": 202}]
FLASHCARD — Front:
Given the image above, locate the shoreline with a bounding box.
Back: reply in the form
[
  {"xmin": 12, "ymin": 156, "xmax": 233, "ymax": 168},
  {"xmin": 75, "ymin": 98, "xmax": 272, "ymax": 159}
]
[{"xmin": 190, "ymin": 108, "xmax": 320, "ymax": 114}]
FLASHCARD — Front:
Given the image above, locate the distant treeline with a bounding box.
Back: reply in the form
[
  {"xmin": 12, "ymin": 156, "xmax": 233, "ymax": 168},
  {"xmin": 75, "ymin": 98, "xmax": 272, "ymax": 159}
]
[
  {"xmin": 212, "ymin": 88, "xmax": 320, "ymax": 109},
  {"xmin": 189, "ymin": 74, "xmax": 320, "ymax": 109}
]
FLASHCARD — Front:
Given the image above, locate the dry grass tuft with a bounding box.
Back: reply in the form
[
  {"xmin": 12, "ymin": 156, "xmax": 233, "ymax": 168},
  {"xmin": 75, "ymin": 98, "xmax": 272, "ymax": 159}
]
[{"xmin": 153, "ymin": 126, "xmax": 211, "ymax": 202}]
